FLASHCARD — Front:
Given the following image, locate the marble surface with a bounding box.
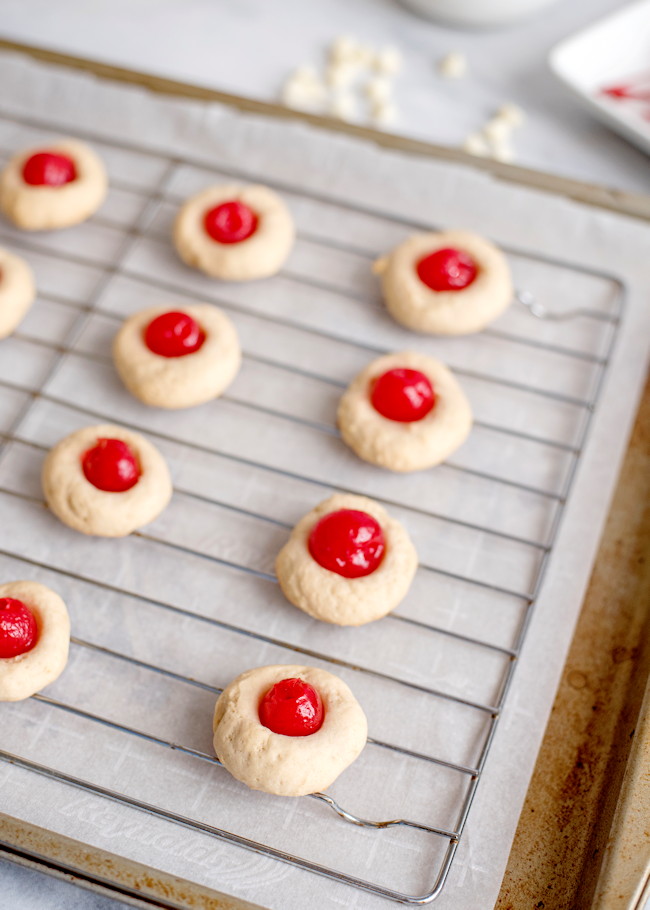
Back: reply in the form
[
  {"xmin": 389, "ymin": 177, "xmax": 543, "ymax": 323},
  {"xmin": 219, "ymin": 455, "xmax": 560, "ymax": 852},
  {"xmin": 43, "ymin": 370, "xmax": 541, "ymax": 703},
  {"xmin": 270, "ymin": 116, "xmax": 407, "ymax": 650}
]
[
  {"xmin": 1, "ymin": 0, "xmax": 649, "ymax": 195},
  {"xmin": 0, "ymin": 2, "xmax": 648, "ymax": 909},
  {"xmin": 0, "ymin": 860, "xmax": 130, "ymax": 910}
]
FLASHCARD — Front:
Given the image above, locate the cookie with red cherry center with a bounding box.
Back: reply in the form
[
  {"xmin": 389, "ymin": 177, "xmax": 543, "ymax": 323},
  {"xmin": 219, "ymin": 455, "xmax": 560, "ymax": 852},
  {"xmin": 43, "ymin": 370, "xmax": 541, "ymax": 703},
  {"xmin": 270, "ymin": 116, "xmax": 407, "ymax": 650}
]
[
  {"xmin": 275, "ymin": 493, "xmax": 418, "ymax": 625},
  {"xmin": 173, "ymin": 183, "xmax": 295, "ymax": 280},
  {"xmin": 373, "ymin": 229, "xmax": 512, "ymax": 335},
  {"xmin": 42, "ymin": 424, "xmax": 172, "ymax": 537},
  {"xmin": 337, "ymin": 351, "xmax": 472, "ymax": 472},
  {"xmin": 213, "ymin": 664, "xmax": 367, "ymax": 796},
  {"xmin": 0, "ymin": 247, "xmax": 36, "ymax": 338},
  {"xmin": 0, "ymin": 140, "xmax": 107, "ymax": 230},
  {"xmin": 113, "ymin": 304, "xmax": 241, "ymax": 408},
  {"xmin": 0, "ymin": 580, "xmax": 70, "ymax": 701}
]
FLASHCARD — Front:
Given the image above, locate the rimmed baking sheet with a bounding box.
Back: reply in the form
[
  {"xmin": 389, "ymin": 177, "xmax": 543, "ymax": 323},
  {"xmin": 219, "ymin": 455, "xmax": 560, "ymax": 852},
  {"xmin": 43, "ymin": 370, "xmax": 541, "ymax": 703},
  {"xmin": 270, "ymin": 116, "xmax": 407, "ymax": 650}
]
[{"xmin": 0, "ymin": 49, "xmax": 648, "ymax": 910}]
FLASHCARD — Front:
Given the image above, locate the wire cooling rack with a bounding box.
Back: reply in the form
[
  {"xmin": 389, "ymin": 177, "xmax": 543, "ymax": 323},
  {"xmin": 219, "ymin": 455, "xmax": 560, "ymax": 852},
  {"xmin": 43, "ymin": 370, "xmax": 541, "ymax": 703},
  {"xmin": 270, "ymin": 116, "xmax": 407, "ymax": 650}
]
[{"xmin": 0, "ymin": 105, "xmax": 624, "ymax": 906}]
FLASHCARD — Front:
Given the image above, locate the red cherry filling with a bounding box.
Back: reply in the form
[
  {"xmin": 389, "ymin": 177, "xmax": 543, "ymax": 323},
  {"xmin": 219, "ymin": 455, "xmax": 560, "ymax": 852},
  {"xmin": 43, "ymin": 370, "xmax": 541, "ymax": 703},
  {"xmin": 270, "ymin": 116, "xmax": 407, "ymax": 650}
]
[
  {"xmin": 82, "ymin": 438, "xmax": 140, "ymax": 492},
  {"xmin": 204, "ymin": 200, "xmax": 258, "ymax": 244},
  {"xmin": 308, "ymin": 509, "xmax": 385, "ymax": 578},
  {"xmin": 259, "ymin": 677, "xmax": 324, "ymax": 736},
  {"xmin": 416, "ymin": 247, "xmax": 477, "ymax": 291},
  {"xmin": 0, "ymin": 598, "xmax": 38, "ymax": 658},
  {"xmin": 371, "ymin": 368, "xmax": 435, "ymax": 423},
  {"xmin": 144, "ymin": 310, "xmax": 206, "ymax": 358},
  {"xmin": 22, "ymin": 152, "xmax": 77, "ymax": 187}
]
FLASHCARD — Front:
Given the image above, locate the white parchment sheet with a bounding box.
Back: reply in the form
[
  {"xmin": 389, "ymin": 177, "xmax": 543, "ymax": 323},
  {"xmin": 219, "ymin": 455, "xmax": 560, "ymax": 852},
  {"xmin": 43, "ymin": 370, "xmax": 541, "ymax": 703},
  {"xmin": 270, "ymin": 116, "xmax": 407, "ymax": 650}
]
[{"xmin": 0, "ymin": 52, "xmax": 648, "ymax": 910}]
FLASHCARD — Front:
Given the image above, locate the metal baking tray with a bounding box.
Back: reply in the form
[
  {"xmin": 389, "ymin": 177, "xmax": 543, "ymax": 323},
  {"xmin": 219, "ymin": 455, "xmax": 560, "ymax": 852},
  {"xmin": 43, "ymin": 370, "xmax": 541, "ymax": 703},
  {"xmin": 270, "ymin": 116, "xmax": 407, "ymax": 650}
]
[{"xmin": 0, "ymin": 43, "xmax": 641, "ymax": 910}]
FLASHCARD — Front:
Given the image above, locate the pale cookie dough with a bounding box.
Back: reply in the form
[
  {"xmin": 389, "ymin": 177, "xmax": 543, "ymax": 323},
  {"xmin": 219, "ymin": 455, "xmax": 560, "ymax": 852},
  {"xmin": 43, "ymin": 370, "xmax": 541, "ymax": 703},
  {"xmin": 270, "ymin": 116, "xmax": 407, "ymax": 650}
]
[
  {"xmin": 213, "ymin": 664, "xmax": 368, "ymax": 796},
  {"xmin": 338, "ymin": 351, "xmax": 472, "ymax": 472},
  {"xmin": 0, "ymin": 247, "xmax": 36, "ymax": 338},
  {"xmin": 42, "ymin": 424, "xmax": 172, "ymax": 537},
  {"xmin": 276, "ymin": 493, "xmax": 417, "ymax": 625},
  {"xmin": 0, "ymin": 580, "xmax": 70, "ymax": 701},
  {"xmin": 113, "ymin": 304, "xmax": 241, "ymax": 409},
  {"xmin": 0, "ymin": 140, "xmax": 108, "ymax": 231},
  {"xmin": 374, "ymin": 229, "xmax": 513, "ymax": 335},
  {"xmin": 173, "ymin": 183, "xmax": 295, "ymax": 281}
]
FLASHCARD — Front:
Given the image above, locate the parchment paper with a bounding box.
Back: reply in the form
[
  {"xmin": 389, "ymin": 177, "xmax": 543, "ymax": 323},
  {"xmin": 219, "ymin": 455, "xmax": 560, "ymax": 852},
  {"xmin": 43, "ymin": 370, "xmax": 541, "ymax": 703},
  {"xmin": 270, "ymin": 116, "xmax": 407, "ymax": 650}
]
[{"xmin": 0, "ymin": 51, "xmax": 648, "ymax": 910}]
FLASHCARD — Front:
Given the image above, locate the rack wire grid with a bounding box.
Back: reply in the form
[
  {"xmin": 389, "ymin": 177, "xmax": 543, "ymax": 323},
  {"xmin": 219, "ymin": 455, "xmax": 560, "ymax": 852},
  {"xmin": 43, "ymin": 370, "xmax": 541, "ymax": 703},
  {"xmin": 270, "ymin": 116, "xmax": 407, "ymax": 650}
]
[{"xmin": 0, "ymin": 105, "xmax": 624, "ymax": 906}]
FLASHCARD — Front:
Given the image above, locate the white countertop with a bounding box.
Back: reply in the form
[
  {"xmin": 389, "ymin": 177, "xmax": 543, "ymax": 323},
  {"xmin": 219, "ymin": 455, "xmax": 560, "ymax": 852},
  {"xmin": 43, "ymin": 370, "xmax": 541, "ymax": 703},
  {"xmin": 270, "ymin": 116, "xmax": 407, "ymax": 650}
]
[{"xmin": 1, "ymin": 0, "xmax": 649, "ymax": 196}]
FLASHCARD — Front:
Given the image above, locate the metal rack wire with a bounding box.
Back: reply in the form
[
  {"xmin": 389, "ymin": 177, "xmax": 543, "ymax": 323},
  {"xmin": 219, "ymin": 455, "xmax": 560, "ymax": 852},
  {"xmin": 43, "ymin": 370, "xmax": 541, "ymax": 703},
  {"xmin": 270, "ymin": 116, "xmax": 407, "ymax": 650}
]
[{"xmin": 0, "ymin": 105, "xmax": 624, "ymax": 905}]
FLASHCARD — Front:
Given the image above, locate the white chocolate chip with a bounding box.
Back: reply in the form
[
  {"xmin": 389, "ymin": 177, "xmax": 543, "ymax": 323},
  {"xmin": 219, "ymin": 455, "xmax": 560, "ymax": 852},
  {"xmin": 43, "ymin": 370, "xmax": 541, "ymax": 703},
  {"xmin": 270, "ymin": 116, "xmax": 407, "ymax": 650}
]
[
  {"xmin": 496, "ymin": 102, "xmax": 525, "ymax": 127},
  {"xmin": 329, "ymin": 92, "xmax": 358, "ymax": 122},
  {"xmin": 364, "ymin": 76, "xmax": 392, "ymax": 104},
  {"xmin": 483, "ymin": 116, "xmax": 512, "ymax": 144},
  {"xmin": 330, "ymin": 35, "xmax": 358, "ymax": 65},
  {"xmin": 438, "ymin": 52, "xmax": 467, "ymax": 80},
  {"xmin": 325, "ymin": 62, "xmax": 358, "ymax": 89},
  {"xmin": 492, "ymin": 141, "xmax": 516, "ymax": 163},
  {"xmin": 351, "ymin": 44, "xmax": 375, "ymax": 69},
  {"xmin": 462, "ymin": 132, "xmax": 490, "ymax": 157},
  {"xmin": 374, "ymin": 46, "xmax": 402, "ymax": 76},
  {"xmin": 371, "ymin": 99, "xmax": 397, "ymax": 126},
  {"xmin": 282, "ymin": 76, "xmax": 327, "ymax": 112},
  {"xmin": 292, "ymin": 64, "xmax": 321, "ymax": 85}
]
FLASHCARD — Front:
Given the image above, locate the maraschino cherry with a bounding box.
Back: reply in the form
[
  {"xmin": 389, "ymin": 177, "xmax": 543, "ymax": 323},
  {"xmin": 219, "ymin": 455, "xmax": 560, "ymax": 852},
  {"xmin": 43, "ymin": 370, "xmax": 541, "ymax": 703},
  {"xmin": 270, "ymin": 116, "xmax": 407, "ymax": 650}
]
[
  {"xmin": 204, "ymin": 201, "xmax": 258, "ymax": 244},
  {"xmin": 416, "ymin": 247, "xmax": 477, "ymax": 292},
  {"xmin": 82, "ymin": 438, "xmax": 140, "ymax": 492},
  {"xmin": 144, "ymin": 311, "xmax": 206, "ymax": 358},
  {"xmin": 308, "ymin": 509, "xmax": 385, "ymax": 578},
  {"xmin": 0, "ymin": 598, "xmax": 38, "ymax": 658},
  {"xmin": 22, "ymin": 152, "xmax": 77, "ymax": 187},
  {"xmin": 371, "ymin": 368, "xmax": 435, "ymax": 423},
  {"xmin": 259, "ymin": 677, "xmax": 324, "ymax": 736}
]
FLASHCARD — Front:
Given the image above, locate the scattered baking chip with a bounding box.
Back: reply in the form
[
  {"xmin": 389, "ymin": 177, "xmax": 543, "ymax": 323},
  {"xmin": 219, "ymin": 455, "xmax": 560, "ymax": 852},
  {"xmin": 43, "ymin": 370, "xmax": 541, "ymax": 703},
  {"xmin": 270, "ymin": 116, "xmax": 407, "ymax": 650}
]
[
  {"xmin": 364, "ymin": 76, "xmax": 392, "ymax": 104},
  {"xmin": 282, "ymin": 70, "xmax": 328, "ymax": 112},
  {"xmin": 351, "ymin": 43, "xmax": 375, "ymax": 68},
  {"xmin": 325, "ymin": 62, "xmax": 357, "ymax": 89},
  {"xmin": 371, "ymin": 99, "xmax": 397, "ymax": 127},
  {"xmin": 329, "ymin": 92, "xmax": 358, "ymax": 122},
  {"xmin": 463, "ymin": 102, "xmax": 525, "ymax": 163},
  {"xmin": 292, "ymin": 64, "xmax": 321, "ymax": 85},
  {"xmin": 373, "ymin": 46, "xmax": 402, "ymax": 76},
  {"xmin": 496, "ymin": 102, "xmax": 525, "ymax": 127},
  {"xmin": 330, "ymin": 35, "xmax": 358, "ymax": 65},
  {"xmin": 462, "ymin": 132, "xmax": 490, "ymax": 157},
  {"xmin": 282, "ymin": 37, "xmax": 401, "ymax": 126},
  {"xmin": 438, "ymin": 52, "xmax": 467, "ymax": 80},
  {"xmin": 483, "ymin": 116, "xmax": 512, "ymax": 144},
  {"xmin": 492, "ymin": 141, "xmax": 515, "ymax": 163}
]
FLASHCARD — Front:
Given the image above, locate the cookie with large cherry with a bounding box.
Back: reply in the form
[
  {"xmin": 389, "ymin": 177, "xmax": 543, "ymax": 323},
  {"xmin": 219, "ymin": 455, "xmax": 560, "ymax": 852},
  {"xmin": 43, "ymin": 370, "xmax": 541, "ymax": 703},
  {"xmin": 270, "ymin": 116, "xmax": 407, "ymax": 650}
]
[
  {"xmin": 213, "ymin": 664, "xmax": 367, "ymax": 796},
  {"xmin": 113, "ymin": 303, "xmax": 241, "ymax": 408},
  {"xmin": 42, "ymin": 424, "xmax": 172, "ymax": 537},
  {"xmin": 337, "ymin": 351, "xmax": 472, "ymax": 472},
  {"xmin": 0, "ymin": 247, "xmax": 36, "ymax": 338},
  {"xmin": 276, "ymin": 493, "xmax": 417, "ymax": 626},
  {"xmin": 173, "ymin": 183, "xmax": 294, "ymax": 280},
  {"xmin": 0, "ymin": 580, "xmax": 70, "ymax": 701},
  {"xmin": 374, "ymin": 229, "xmax": 512, "ymax": 335},
  {"xmin": 0, "ymin": 140, "xmax": 107, "ymax": 230}
]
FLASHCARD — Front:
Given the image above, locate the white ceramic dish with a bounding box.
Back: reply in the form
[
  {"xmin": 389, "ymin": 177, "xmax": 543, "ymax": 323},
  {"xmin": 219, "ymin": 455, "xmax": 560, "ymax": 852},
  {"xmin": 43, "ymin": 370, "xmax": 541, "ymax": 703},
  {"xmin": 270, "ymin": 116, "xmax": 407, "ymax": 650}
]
[
  {"xmin": 550, "ymin": 0, "xmax": 650, "ymax": 156},
  {"xmin": 400, "ymin": 0, "xmax": 562, "ymax": 28}
]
